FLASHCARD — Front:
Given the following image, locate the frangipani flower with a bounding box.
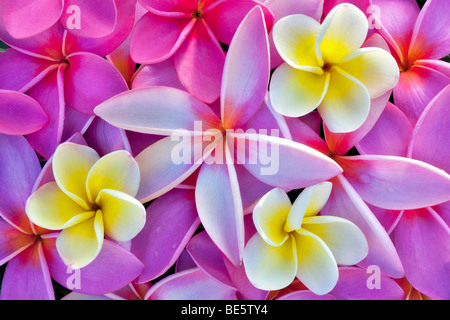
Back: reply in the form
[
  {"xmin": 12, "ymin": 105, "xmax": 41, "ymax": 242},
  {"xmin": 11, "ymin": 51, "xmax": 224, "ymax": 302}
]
[
  {"xmin": 26, "ymin": 142, "xmax": 146, "ymax": 269},
  {"xmin": 243, "ymin": 183, "xmax": 368, "ymax": 295},
  {"xmin": 269, "ymin": 3, "xmax": 399, "ymax": 133}
]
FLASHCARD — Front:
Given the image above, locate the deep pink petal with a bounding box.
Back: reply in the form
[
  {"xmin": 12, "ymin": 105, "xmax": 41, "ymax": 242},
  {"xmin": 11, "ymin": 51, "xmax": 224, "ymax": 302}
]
[
  {"xmin": 434, "ymin": 201, "xmax": 450, "ymax": 227},
  {"xmin": 277, "ymin": 290, "xmax": 336, "ymax": 300},
  {"xmin": 408, "ymin": 85, "xmax": 450, "ymax": 173},
  {"xmin": 357, "ymin": 102, "xmax": 413, "ymax": 157},
  {"xmin": 0, "ymin": 219, "xmax": 36, "ymax": 265},
  {"xmin": 203, "ymin": 0, "xmax": 274, "ymax": 45},
  {"xmin": 267, "ymin": 0, "xmax": 323, "ymax": 69},
  {"xmin": 321, "ymin": 175, "xmax": 404, "ymax": 278},
  {"xmin": 284, "ymin": 117, "xmax": 330, "ymax": 155},
  {"xmin": 126, "ymin": 131, "xmax": 164, "ymax": 157},
  {"xmin": 325, "ymin": 91, "xmax": 391, "ymax": 156},
  {"xmin": 220, "ymin": 6, "xmax": 270, "ymax": 129},
  {"xmin": 173, "ymin": 19, "xmax": 224, "ymax": 104},
  {"xmin": 0, "ymin": 134, "xmax": 41, "ymax": 234},
  {"xmin": 43, "ymin": 237, "xmax": 144, "ymax": 295},
  {"xmin": 106, "ymin": 36, "xmax": 135, "ymax": 87},
  {"xmin": 26, "ymin": 66, "xmax": 66, "ymax": 159},
  {"xmin": 1, "ymin": 0, "xmax": 63, "ymax": 39},
  {"xmin": 145, "ymin": 268, "xmax": 236, "ymax": 300},
  {"xmin": 139, "ymin": 0, "xmax": 197, "ymax": 15},
  {"xmin": 1, "ymin": 242, "xmax": 54, "ymax": 300},
  {"xmin": 61, "ymin": 0, "xmax": 117, "ymax": 38},
  {"xmin": 131, "ymin": 189, "xmax": 200, "ymax": 283},
  {"xmin": 393, "ymin": 65, "xmax": 449, "ymax": 125},
  {"xmin": 0, "ymin": 49, "xmax": 58, "ymax": 92},
  {"xmin": 329, "ymin": 267, "xmax": 404, "ymax": 300},
  {"xmin": 338, "ymin": 155, "xmax": 450, "ymax": 210},
  {"xmin": 64, "ymin": 52, "xmax": 128, "ymax": 115},
  {"xmin": 408, "ymin": 0, "xmax": 450, "ymax": 61},
  {"xmin": 195, "ymin": 145, "xmax": 245, "ymax": 266},
  {"xmin": 322, "ymin": 0, "xmax": 369, "ymax": 18},
  {"xmin": 0, "ymin": 90, "xmax": 48, "ymax": 135},
  {"xmin": 130, "ymin": 11, "xmax": 194, "ymax": 64},
  {"xmin": 186, "ymin": 231, "xmax": 235, "ymax": 289},
  {"xmin": 394, "ymin": 208, "xmax": 450, "ymax": 299},
  {"xmin": 132, "ymin": 59, "xmax": 186, "ymax": 90}
]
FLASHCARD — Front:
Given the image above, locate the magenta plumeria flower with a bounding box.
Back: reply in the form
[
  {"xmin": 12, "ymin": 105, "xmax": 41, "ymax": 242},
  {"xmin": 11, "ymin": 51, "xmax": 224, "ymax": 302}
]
[
  {"xmin": 130, "ymin": 0, "xmax": 274, "ymax": 103},
  {"xmin": 95, "ymin": 7, "xmax": 342, "ymax": 267}
]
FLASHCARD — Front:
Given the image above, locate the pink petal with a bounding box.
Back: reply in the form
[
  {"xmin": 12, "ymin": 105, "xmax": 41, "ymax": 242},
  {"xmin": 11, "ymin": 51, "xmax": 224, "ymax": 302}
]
[
  {"xmin": 131, "ymin": 59, "xmax": 186, "ymax": 91},
  {"xmin": 284, "ymin": 117, "xmax": 330, "ymax": 155},
  {"xmin": 394, "ymin": 208, "xmax": 450, "ymax": 299},
  {"xmin": 277, "ymin": 290, "xmax": 336, "ymax": 300},
  {"xmin": 106, "ymin": 36, "xmax": 135, "ymax": 86},
  {"xmin": 131, "ymin": 189, "xmax": 200, "ymax": 283},
  {"xmin": 43, "ymin": 237, "xmax": 144, "ymax": 295},
  {"xmin": 173, "ymin": 19, "xmax": 224, "ymax": 104},
  {"xmin": 1, "ymin": 0, "xmax": 63, "ymax": 39},
  {"xmin": 145, "ymin": 268, "xmax": 236, "ymax": 300},
  {"xmin": 126, "ymin": 131, "xmax": 164, "ymax": 157},
  {"xmin": 0, "ymin": 49, "xmax": 58, "ymax": 92},
  {"xmin": 415, "ymin": 59, "xmax": 450, "ymax": 78},
  {"xmin": 0, "ymin": 134, "xmax": 42, "ymax": 234},
  {"xmin": 0, "ymin": 219, "xmax": 36, "ymax": 265},
  {"xmin": 139, "ymin": 0, "xmax": 197, "ymax": 15},
  {"xmin": 203, "ymin": 0, "xmax": 274, "ymax": 45},
  {"xmin": 220, "ymin": 6, "xmax": 270, "ymax": 129},
  {"xmin": 64, "ymin": 52, "xmax": 128, "ymax": 115},
  {"xmin": 357, "ymin": 102, "xmax": 413, "ymax": 157},
  {"xmin": 338, "ymin": 155, "xmax": 450, "ymax": 210},
  {"xmin": 63, "ymin": 0, "xmax": 136, "ymax": 58},
  {"xmin": 61, "ymin": 0, "xmax": 117, "ymax": 38},
  {"xmin": 186, "ymin": 231, "xmax": 235, "ymax": 289},
  {"xmin": 324, "ymin": 91, "xmax": 391, "ymax": 156},
  {"xmin": 408, "ymin": 0, "xmax": 450, "ymax": 61},
  {"xmin": 322, "ymin": 0, "xmax": 370, "ymax": 18},
  {"xmin": 434, "ymin": 201, "xmax": 450, "ymax": 227},
  {"xmin": 408, "ymin": 85, "xmax": 450, "ymax": 173},
  {"xmin": 26, "ymin": 66, "xmax": 66, "ymax": 159},
  {"xmin": 266, "ymin": 0, "xmax": 323, "ymax": 69},
  {"xmin": 321, "ymin": 175, "xmax": 404, "ymax": 278},
  {"xmin": 229, "ymin": 132, "xmax": 342, "ymax": 189},
  {"xmin": 329, "ymin": 267, "xmax": 404, "ymax": 300},
  {"xmin": 367, "ymin": 204, "xmax": 403, "ymax": 235},
  {"xmin": 195, "ymin": 145, "xmax": 245, "ymax": 266},
  {"xmin": 130, "ymin": 11, "xmax": 195, "ymax": 64},
  {"xmin": 393, "ymin": 65, "xmax": 450, "ymax": 125},
  {"xmin": 0, "ymin": 90, "xmax": 48, "ymax": 135},
  {"xmin": 61, "ymin": 105, "xmax": 94, "ymax": 142},
  {"xmin": 1, "ymin": 242, "xmax": 54, "ymax": 300}
]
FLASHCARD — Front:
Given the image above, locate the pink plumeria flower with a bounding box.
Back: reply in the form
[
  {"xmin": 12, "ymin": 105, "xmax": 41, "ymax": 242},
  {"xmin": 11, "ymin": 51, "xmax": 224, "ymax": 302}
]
[
  {"xmin": 26, "ymin": 142, "xmax": 146, "ymax": 269},
  {"xmin": 0, "ymin": 0, "xmax": 118, "ymax": 39},
  {"xmin": 243, "ymin": 183, "xmax": 368, "ymax": 295},
  {"xmin": 130, "ymin": 0, "xmax": 274, "ymax": 103},
  {"xmin": 269, "ymin": 3, "xmax": 399, "ymax": 133},
  {"xmin": 95, "ymin": 7, "xmax": 342, "ymax": 266}
]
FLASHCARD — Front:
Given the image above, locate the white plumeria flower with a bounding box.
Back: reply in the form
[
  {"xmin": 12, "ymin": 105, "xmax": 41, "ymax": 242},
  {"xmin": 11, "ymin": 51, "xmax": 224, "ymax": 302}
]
[
  {"xmin": 26, "ymin": 143, "xmax": 146, "ymax": 269},
  {"xmin": 269, "ymin": 3, "xmax": 399, "ymax": 133},
  {"xmin": 243, "ymin": 182, "xmax": 368, "ymax": 295}
]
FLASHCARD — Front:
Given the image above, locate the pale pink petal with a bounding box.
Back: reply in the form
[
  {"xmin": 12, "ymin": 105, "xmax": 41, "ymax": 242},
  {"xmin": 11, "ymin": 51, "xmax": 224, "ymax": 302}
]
[
  {"xmin": 408, "ymin": 0, "xmax": 450, "ymax": 61},
  {"xmin": 130, "ymin": 12, "xmax": 194, "ymax": 64},
  {"xmin": 339, "ymin": 155, "xmax": 450, "ymax": 210},
  {"xmin": 203, "ymin": 0, "xmax": 274, "ymax": 45},
  {"xmin": 26, "ymin": 66, "xmax": 66, "ymax": 159},
  {"xmin": 195, "ymin": 144, "xmax": 245, "ymax": 266},
  {"xmin": 0, "ymin": 134, "xmax": 42, "ymax": 234},
  {"xmin": 229, "ymin": 132, "xmax": 342, "ymax": 189},
  {"xmin": 173, "ymin": 19, "xmax": 224, "ymax": 103},
  {"xmin": 64, "ymin": 52, "xmax": 128, "ymax": 115},
  {"xmin": 131, "ymin": 59, "xmax": 186, "ymax": 90},
  {"xmin": 329, "ymin": 267, "xmax": 404, "ymax": 300},
  {"xmin": 0, "ymin": 219, "xmax": 36, "ymax": 265},
  {"xmin": 1, "ymin": 0, "xmax": 63, "ymax": 39},
  {"xmin": 415, "ymin": 59, "xmax": 450, "ymax": 78},
  {"xmin": 0, "ymin": 242, "xmax": 54, "ymax": 300},
  {"xmin": 61, "ymin": 0, "xmax": 117, "ymax": 38},
  {"xmin": 284, "ymin": 117, "xmax": 330, "ymax": 155},
  {"xmin": 393, "ymin": 65, "xmax": 449, "ymax": 125},
  {"xmin": 0, "ymin": 49, "xmax": 58, "ymax": 92},
  {"xmin": 0, "ymin": 90, "xmax": 48, "ymax": 135},
  {"xmin": 43, "ymin": 237, "xmax": 144, "ymax": 295},
  {"xmin": 220, "ymin": 6, "xmax": 270, "ymax": 129},
  {"xmin": 357, "ymin": 102, "xmax": 413, "ymax": 157},
  {"xmin": 394, "ymin": 208, "xmax": 450, "ymax": 299},
  {"xmin": 145, "ymin": 268, "xmax": 237, "ymax": 300},
  {"xmin": 321, "ymin": 175, "xmax": 404, "ymax": 278},
  {"xmin": 408, "ymin": 86, "xmax": 450, "ymax": 173},
  {"xmin": 131, "ymin": 189, "xmax": 200, "ymax": 283}
]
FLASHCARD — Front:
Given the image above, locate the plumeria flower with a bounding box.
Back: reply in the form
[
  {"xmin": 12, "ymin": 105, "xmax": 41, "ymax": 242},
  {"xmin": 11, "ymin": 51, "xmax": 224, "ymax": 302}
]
[
  {"xmin": 26, "ymin": 142, "xmax": 146, "ymax": 269},
  {"xmin": 243, "ymin": 183, "xmax": 369, "ymax": 295},
  {"xmin": 269, "ymin": 3, "xmax": 399, "ymax": 133}
]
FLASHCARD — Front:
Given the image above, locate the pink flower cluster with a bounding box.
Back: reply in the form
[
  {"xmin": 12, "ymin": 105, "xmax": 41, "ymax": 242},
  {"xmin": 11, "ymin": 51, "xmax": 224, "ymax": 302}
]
[{"xmin": 0, "ymin": 0, "xmax": 448, "ymax": 301}]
